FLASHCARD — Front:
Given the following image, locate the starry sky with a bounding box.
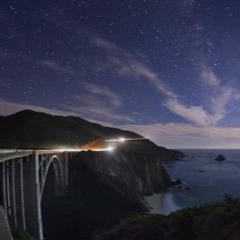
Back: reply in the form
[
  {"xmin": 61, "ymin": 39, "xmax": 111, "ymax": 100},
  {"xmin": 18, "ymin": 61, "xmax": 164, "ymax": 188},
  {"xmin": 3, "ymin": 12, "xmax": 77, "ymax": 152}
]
[{"xmin": 1, "ymin": 0, "xmax": 240, "ymax": 148}]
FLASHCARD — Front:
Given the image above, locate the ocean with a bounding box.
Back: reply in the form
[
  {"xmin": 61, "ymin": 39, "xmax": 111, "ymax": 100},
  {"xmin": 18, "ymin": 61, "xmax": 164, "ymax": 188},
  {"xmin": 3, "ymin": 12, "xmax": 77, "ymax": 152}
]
[{"xmin": 144, "ymin": 149, "xmax": 240, "ymax": 215}]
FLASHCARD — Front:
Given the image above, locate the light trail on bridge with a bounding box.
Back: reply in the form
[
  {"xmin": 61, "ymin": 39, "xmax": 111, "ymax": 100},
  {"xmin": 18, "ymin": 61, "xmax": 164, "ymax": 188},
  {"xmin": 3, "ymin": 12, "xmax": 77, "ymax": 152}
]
[
  {"xmin": 52, "ymin": 147, "xmax": 115, "ymax": 152},
  {"xmin": 0, "ymin": 147, "xmax": 116, "ymax": 162},
  {"xmin": 104, "ymin": 137, "xmax": 147, "ymax": 142},
  {"xmin": 0, "ymin": 136, "xmax": 147, "ymax": 157}
]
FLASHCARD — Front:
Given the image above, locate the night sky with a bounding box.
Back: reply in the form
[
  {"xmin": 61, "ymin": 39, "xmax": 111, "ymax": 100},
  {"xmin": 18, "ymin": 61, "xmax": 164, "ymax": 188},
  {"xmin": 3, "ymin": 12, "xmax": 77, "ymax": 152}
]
[{"xmin": 1, "ymin": 0, "xmax": 240, "ymax": 148}]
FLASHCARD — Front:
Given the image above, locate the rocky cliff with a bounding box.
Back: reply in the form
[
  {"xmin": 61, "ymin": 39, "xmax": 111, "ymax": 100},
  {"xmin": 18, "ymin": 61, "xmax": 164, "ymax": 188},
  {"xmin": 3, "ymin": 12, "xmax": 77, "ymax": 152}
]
[
  {"xmin": 77, "ymin": 149, "xmax": 175, "ymax": 196},
  {"xmin": 41, "ymin": 148, "xmax": 180, "ymax": 240}
]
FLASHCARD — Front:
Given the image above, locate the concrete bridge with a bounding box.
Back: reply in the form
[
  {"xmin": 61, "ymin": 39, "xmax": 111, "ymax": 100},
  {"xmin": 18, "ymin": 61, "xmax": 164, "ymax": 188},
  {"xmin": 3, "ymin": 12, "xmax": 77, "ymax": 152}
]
[{"xmin": 0, "ymin": 149, "xmax": 78, "ymax": 240}]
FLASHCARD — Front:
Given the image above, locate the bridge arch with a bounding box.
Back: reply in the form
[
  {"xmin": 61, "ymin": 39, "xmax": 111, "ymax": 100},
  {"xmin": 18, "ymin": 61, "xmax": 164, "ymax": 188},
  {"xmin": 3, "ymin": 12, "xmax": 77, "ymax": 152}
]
[{"xmin": 39, "ymin": 155, "xmax": 64, "ymax": 200}]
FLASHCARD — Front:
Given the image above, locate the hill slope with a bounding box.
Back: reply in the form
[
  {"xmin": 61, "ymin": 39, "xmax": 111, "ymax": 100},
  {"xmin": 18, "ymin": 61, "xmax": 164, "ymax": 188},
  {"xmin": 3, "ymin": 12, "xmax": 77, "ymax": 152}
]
[
  {"xmin": 0, "ymin": 110, "xmax": 144, "ymax": 149},
  {"xmin": 0, "ymin": 110, "xmax": 183, "ymax": 160}
]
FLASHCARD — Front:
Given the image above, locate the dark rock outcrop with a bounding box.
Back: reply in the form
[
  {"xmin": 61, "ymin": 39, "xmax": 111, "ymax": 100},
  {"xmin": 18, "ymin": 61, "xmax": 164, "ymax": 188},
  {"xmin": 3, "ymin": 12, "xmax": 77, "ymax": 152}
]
[{"xmin": 214, "ymin": 154, "xmax": 226, "ymax": 161}]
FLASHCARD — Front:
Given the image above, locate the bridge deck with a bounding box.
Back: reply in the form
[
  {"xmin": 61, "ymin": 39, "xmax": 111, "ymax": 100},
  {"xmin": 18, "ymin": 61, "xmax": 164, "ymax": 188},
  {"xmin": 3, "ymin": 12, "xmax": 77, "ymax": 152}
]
[
  {"xmin": 0, "ymin": 151, "xmax": 33, "ymax": 163},
  {"xmin": 0, "ymin": 149, "xmax": 76, "ymax": 163}
]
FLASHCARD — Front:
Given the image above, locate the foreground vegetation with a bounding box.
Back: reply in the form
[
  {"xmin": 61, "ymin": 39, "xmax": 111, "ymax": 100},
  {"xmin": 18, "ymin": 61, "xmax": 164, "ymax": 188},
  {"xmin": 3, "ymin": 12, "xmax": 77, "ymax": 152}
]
[
  {"xmin": 95, "ymin": 195, "xmax": 240, "ymax": 240},
  {"xmin": 11, "ymin": 195, "xmax": 240, "ymax": 240}
]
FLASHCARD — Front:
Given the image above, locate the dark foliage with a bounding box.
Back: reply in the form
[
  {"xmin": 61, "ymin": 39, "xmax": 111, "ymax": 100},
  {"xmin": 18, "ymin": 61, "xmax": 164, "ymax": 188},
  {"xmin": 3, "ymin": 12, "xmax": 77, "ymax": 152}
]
[{"xmin": 97, "ymin": 196, "xmax": 240, "ymax": 240}]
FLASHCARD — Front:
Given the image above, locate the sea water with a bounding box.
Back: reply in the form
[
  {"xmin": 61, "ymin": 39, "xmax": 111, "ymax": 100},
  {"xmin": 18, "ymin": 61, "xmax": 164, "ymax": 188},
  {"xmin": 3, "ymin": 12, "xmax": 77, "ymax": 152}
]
[{"xmin": 145, "ymin": 149, "xmax": 240, "ymax": 215}]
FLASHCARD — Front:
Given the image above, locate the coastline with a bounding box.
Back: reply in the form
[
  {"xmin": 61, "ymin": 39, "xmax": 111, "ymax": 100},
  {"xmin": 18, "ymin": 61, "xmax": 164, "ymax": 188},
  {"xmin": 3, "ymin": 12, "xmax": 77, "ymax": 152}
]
[{"xmin": 143, "ymin": 192, "xmax": 180, "ymax": 215}]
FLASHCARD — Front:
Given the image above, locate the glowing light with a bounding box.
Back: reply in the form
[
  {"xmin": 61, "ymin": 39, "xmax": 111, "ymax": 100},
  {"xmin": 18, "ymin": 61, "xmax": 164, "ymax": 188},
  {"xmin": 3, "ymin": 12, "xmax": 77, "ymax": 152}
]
[
  {"xmin": 105, "ymin": 137, "xmax": 146, "ymax": 142},
  {"xmin": 119, "ymin": 137, "xmax": 126, "ymax": 142},
  {"xmin": 106, "ymin": 146, "xmax": 114, "ymax": 152}
]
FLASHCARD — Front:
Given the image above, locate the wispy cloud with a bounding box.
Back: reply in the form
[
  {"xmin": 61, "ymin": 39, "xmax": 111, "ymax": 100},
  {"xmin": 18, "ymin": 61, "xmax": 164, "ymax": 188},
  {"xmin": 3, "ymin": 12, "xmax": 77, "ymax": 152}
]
[
  {"xmin": 166, "ymin": 69, "xmax": 240, "ymax": 127},
  {"xmin": 0, "ymin": 50, "xmax": 132, "ymax": 124},
  {"xmin": 165, "ymin": 99, "xmax": 222, "ymax": 126},
  {"xmin": 3, "ymin": 98, "xmax": 240, "ymax": 149},
  {"xmin": 93, "ymin": 36, "xmax": 119, "ymax": 51},
  {"xmin": 66, "ymin": 83, "xmax": 133, "ymax": 123},
  {"xmin": 201, "ymin": 66, "xmax": 220, "ymax": 87},
  {"xmin": 91, "ymin": 35, "xmax": 237, "ymax": 127},
  {"xmin": 40, "ymin": 60, "xmax": 68, "ymax": 73},
  {"xmin": 121, "ymin": 122, "xmax": 240, "ymax": 149},
  {"xmin": 0, "ymin": 98, "xmax": 74, "ymax": 116},
  {"xmin": 211, "ymin": 87, "xmax": 234, "ymax": 114},
  {"xmin": 84, "ymin": 83, "xmax": 122, "ymax": 107},
  {"xmin": 92, "ymin": 35, "xmax": 176, "ymax": 98},
  {"xmin": 67, "ymin": 103, "xmax": 133, "ymax": 123},
  {"xmin": 0, "ymin": 53, "xmax": 80, "ymax": 78},
  {"xmin": 200, "ymin": 66, "xmax": 240, "ymax": 125},
  {"xmin": 0, "ymin": 98, "xmax": 125, "ymax": 126}
]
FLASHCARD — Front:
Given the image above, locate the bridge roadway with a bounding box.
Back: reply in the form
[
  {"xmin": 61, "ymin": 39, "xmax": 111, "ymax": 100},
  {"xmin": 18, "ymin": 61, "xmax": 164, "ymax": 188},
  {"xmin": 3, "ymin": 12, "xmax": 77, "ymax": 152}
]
[
  {"xmin": 0, "ymin": 149, "xmax": 84, "ymax": 161},
  {"xmin": 0, "ymin": 148, "xmax": 111, "ymax": 162}
]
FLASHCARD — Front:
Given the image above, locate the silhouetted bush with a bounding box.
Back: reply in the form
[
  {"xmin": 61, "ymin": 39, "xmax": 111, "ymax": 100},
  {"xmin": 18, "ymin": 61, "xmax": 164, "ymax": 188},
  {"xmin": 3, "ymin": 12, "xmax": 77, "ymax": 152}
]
[{"xmin": 97, "ymin": 196, "xmax": 240, "ymax": 240}]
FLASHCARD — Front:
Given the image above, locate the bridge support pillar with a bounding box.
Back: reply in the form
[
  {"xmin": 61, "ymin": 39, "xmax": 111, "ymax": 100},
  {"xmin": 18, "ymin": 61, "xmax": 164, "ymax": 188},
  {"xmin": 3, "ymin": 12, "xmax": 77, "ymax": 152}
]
[
  {"xmin": 15, "ymin": 157, "xmax": 26, "ymax": 231},
  {"xmin": 22, "ymin": 154, "xmax": 43, "ymax": 240}
]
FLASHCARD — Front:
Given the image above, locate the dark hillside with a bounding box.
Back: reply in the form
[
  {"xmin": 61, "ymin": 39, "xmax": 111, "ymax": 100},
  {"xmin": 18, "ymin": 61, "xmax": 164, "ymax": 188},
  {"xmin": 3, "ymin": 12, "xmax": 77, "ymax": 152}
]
[
  {"xmin": 0, "ymin": 110, "xmax": 142, "ymax": 149},
  {"xmin": 0, "ymin": 110, "xmax": 184, "ymax": 160}
]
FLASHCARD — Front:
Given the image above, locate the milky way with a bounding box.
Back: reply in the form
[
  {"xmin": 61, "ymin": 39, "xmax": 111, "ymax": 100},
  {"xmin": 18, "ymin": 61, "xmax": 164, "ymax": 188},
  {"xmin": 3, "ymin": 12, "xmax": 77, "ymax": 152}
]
[{"xmin": 1, "ymin": 0, "xmax": 240, "ymax": 148}]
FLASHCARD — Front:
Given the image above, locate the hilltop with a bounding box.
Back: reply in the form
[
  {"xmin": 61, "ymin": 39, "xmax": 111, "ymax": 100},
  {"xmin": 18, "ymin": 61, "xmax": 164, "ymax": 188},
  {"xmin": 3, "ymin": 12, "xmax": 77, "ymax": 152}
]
[{"xmin": 0, "ymin": 110, "xmax": 183, "ymax": 158}]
